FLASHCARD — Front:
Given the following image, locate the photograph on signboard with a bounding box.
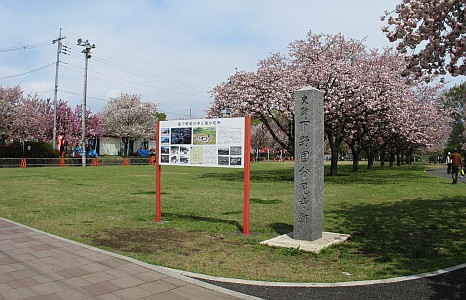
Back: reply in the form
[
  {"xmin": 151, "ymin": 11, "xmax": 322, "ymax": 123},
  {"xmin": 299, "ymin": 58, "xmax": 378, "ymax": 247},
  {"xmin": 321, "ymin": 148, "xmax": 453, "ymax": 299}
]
[
  {"xmin": 171, "ymin": 146, "xmax": 179, "ymax": 154},
  {"xmin": 171, "ymin": 127, "xmax": 192, "ymax": 144},
  {"xmin": 218, "ymin": 156, "xmax": 229, "ymax": 166},
  {"xmin": 180, "ymin": 156, "xmax": 189, "ymax": 164},
  {"xmin": 180, "ymin": 146, "xmax": 190, "ymax": 164},
  {"xmin": 170, "ymin": 146, "xmax": 179, "ymax": 163},
  {"xmin": 193, "ymin": 127, "xmax": 216, "ymax": 145},
  {"xmin": 161, "ymin": 155, "xmax": 169, "ymax": 163},
  {"xmin": 160, "ymin": 146, "xmax": 169, "ymax": 154},
  {"xmin": 180, "ymin": 146, "xmax": 189, "ymax": 155},
  {"xmin": 161, "ymin": 128, "xmax": 170, "ymax": 135},
  {"xmin": 230, "ymin": 157, "xmax": 242, "ymax": 166},
  {"xmin": 230, "ymin": 146, "xmax": 242, "ymax": 156},
  {"xmin": 218, "ymin": 146, "xmax": 229, "ymax": 156},
  {"xmin": 161, "ymin": 137, "xmax": 169, "ymax": 144}
]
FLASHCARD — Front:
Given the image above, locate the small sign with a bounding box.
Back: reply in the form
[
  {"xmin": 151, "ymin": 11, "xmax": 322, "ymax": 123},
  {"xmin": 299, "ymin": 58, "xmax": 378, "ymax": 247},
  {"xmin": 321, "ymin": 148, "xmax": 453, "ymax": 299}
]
[{"xmin": 158, "ymin": 117, "xmax": 245, "ymax": 168}]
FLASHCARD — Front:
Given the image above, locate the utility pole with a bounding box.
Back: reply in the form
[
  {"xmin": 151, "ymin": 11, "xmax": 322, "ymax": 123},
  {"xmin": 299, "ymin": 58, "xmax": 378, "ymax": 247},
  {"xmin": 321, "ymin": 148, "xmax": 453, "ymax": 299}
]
[
  {"xmin": 52, "ymin": 28, "xmax": 67, "ymax": 150},
  {"xmin": 77, "ymin": 38, "xmax": 95, "ymax": 167}
]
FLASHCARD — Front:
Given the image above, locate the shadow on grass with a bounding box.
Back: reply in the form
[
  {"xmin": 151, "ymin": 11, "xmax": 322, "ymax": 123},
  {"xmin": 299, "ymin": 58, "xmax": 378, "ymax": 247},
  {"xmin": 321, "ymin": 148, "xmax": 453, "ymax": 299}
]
[
  {"xmin": 251, "ymin": 198, "xmax": 283, "ymax": 205},
  {"xmin": 163, "ymin": 212, "xmax": 243, "ymax": 232},
  {"xmin": 200, "ymin": 164, "xmax": 431, "ymax": 185},
  {"xmin": 327, "ymin": 195, "xmax": 466, "ymax": 276},
  {"xmin": 200, "ymin": 169, "xmax": 294, "ymax": 183}
]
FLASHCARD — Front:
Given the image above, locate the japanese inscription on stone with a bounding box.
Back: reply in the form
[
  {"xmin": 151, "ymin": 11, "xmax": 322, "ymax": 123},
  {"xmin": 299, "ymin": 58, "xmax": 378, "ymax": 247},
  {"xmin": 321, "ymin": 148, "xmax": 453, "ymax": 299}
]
[{"xmin": 293, "ymin": 86, "xmax": 324, "ymax": 241}]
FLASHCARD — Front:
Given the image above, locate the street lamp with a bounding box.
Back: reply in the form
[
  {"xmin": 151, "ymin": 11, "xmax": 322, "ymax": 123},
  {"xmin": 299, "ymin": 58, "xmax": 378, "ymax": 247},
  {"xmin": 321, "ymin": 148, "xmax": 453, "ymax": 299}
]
[{"xmin": 77, "ymin": 39, "xmax": 95, "ymax": 167}]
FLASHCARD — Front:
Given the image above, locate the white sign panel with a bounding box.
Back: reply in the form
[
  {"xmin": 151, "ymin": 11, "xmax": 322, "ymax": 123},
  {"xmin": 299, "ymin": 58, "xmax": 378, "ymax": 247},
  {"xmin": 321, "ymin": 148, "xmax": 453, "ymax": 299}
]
[{"xmin": 158, "ymin": 117, "xmax": 245, "ymax": 168}]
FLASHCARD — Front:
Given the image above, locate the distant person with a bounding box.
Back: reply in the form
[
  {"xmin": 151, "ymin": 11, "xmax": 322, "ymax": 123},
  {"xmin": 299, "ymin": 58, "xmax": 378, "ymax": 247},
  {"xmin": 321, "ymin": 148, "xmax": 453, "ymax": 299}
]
[
  {"xmin": 446, "ymin": 152, "xmax": 452, "ymax": 174},
  {"xmin": 451, "ymin": 148, "xmax": 463, "ymax": 184}
]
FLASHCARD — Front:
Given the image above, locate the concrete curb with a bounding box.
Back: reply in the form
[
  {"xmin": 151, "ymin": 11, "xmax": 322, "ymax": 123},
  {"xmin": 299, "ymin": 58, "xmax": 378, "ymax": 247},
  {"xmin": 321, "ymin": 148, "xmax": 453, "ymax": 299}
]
[{"xmin": 183, "ymin": 263, "xmax": 466, "ymax": 287}]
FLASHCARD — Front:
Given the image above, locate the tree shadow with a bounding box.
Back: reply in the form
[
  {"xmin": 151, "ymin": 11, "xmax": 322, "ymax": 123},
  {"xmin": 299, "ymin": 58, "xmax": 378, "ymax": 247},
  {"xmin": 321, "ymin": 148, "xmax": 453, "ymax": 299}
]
[
  {"xmin": 250, "ymin": 198, "xmax": 283, "ymax": 205},
  {"xmin": 427, "ymin": 267, "xmax": 466, "ymax": 299},
  {"xmin": 328, "ymin": 196, "xmax": 466, "ymax": 276},
  {"xmin": 200, "ymin": 169, "xmax": 294, "ymax": 183},
  {"xmin": 199, "ymin": 165, "xmax": 432, "ymax": 185},
  {"xmin": 163, "ymin": 212, "xmax": 244, "ymax": 232}
]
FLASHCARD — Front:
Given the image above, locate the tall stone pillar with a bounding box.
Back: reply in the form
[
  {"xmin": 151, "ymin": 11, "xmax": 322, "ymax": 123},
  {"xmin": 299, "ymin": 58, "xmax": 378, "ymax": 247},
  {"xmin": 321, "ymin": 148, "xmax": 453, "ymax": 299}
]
[{"xmin": 293, "ymin": 86, "xmax": 324, "ymax": 241}]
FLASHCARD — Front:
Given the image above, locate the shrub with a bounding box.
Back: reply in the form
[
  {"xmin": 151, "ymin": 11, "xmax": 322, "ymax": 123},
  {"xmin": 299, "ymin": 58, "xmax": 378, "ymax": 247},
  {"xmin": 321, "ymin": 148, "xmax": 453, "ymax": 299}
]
[{"xmin": 0, "ymin": 141, "xmax": 60, "ymax": 158}]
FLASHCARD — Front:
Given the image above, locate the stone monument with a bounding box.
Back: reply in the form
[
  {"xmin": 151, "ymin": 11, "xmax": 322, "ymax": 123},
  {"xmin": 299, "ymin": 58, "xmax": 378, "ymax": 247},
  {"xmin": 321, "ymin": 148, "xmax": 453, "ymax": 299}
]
[
  {"xmin": 260, "ymin": 86, "xmax": 349, "ymax": 253},
  {"xmin": 293, "ymin": 86, "xmax": 324, "ymax": 241}
]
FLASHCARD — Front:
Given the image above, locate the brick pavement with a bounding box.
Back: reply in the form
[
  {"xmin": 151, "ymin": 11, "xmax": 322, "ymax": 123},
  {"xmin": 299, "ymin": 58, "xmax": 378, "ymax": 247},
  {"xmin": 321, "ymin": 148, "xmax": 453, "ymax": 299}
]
[{"xmin": 0, "ymin": 218, "xmax": 258, "ymax": 300}]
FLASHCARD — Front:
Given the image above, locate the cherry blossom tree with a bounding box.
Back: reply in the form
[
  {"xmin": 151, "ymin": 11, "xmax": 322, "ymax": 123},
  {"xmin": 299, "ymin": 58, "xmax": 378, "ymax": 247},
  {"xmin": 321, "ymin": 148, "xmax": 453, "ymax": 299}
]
[
  {"xmin": 209, "ymin": 53, "xmax": 298, "ymax": 156},
  {"xmin": 101, "ymin": 93, "xmax": 158, "ymax": 156},
  {"xmin": 209, "ymin": 31, "xmax": 451, "ymax": 175},
  {"xmin": 0, "ymin": 86, "xmax": 23, "ymax": 143},
  {"xmin": 54, "ymin": 100, "xmax": 103, "ymax": 151},
  {"xmin": 10, "ymin": 94, "xmax": 53, "ymax": 142},
  {"xmin": 441, "ymin": 82, "xmax": 466, "ymax": 149},
  {"xmin": 382, "ymin": 0, "xmax": 466, "ymax": 77},
  {"xmin": 250, "ymin": 122, "xmax": 280, "ymax": 154},
  {"xmin": 290, "ymin": 33, "xmax": 405, "ymax": 175}
]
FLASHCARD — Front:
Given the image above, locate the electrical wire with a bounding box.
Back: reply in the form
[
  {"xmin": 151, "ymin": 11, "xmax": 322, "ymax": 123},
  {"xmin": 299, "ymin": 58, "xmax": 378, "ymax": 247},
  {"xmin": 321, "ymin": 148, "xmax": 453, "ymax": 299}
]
[
  {"xmin": 61, "ymin": 27, "xmax": 219, "ymax": 82},
  {"xmin": 66, "ymin": 51, "xmax": 211, "ymax": 93},
  {"xmin": 0, "ymin": 62, "xmax": 55, "ymax": 80},
  {"xmin": 0, "ymin": 40, "xmax": 52, "ymax": 53},
  {"xmin": 60, "ymin": 62, "xmax": 211, "ymax": 103},
  {"xmin": 54, "ymin": 89, "xmax": 201, "ymax": 118}
]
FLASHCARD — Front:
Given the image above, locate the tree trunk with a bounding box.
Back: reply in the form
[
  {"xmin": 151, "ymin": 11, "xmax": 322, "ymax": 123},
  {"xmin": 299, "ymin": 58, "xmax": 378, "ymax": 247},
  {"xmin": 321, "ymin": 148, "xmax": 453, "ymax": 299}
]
[
  {"xmin": 367, "ymin": 152, "xmax": 375, "ymax": 170},
  {"xmin": 350, "ymin": 144, "xmax": 360, "ymax": 172},
  {"xmin": 389, "ymin": 151, "xmax": 395, "ymax": 167},
  {"xmin": 327, "ymin": 131, "xmax": 340, "ymax": 176},
  {"xmin": 330, "ymin": 147, "xmax": 339, "ymax": 176},
  {"xmin": 380, "ymin": 150, "xmax": 386, "ymax": 167}
]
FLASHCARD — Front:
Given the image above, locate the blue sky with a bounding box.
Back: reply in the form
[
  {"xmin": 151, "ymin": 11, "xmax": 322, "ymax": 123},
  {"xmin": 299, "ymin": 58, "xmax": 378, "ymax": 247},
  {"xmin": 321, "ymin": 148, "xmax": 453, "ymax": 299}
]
[{"xmin": 0, "ymin": 0, "xmax": 458, "ymax": 120}]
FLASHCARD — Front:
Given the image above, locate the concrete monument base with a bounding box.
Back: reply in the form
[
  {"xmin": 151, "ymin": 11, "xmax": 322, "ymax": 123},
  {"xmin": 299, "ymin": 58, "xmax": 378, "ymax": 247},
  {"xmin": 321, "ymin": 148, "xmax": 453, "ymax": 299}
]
[{"xmin": 260, "ymin": 232, "xmax": 350, "ymax": 253}]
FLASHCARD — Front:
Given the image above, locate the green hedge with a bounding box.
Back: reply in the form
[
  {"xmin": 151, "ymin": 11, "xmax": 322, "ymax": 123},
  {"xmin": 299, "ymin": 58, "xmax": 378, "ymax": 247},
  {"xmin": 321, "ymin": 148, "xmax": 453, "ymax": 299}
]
[{"xmin": 0, "ymin": 141, "xmax": 60, "ymax": 158}]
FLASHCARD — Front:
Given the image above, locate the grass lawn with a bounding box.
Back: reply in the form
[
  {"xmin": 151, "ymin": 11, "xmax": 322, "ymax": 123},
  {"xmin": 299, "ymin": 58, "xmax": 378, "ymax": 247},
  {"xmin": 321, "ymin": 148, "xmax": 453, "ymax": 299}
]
[{"xmin": 0, "ymin": 162, "xmax": 465, "ymax": 282}]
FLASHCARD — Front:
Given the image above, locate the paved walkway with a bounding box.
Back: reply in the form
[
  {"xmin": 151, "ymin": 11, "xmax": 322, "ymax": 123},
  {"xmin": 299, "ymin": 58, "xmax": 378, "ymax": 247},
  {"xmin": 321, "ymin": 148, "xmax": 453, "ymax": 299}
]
[{"xmin": 0, "ymin": 218, "xmax": 258, "ymax": 300}]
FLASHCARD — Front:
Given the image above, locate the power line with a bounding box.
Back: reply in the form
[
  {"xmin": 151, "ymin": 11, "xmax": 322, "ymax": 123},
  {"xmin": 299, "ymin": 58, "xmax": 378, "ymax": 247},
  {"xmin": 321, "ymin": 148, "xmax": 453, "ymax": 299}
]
[
  {"xmin": 58, "ymin": 89, "xmax": 108, "ymax": 102},
  {"xmin": 66, "ymin": 51, "xmax": 211, "ymax": 92},
  {"xmin": 40, "ymin": 89, "xmax": 201, "ymax": 119},
  {"xmin": 0, "ymin": 62, "xmax": 55, "ymax": 79},
  {"xmin": 60, "ymin": 63, "xmax": 211, "ymax": 103},
  {"xmin": 61, "ymin": 28, "xmax": 218, "ymax": 82},
  {"xmin": 0, "ymin": 40, "xmax": 52, "ymax": 53}
]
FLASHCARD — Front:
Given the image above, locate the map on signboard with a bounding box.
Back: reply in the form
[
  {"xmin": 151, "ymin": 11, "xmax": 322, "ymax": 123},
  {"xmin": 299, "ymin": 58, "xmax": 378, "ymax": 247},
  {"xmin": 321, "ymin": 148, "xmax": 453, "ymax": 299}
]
[{"xmin": 158, "ymin": 118, "xmax": 245, "ymax": 168}]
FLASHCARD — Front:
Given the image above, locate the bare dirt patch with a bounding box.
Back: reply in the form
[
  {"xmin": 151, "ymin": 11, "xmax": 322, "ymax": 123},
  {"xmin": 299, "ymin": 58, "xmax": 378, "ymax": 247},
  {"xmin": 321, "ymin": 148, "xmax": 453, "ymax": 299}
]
[{"xmin": 87, "ymin": 227, "xmax": 234, "ymax": 257}]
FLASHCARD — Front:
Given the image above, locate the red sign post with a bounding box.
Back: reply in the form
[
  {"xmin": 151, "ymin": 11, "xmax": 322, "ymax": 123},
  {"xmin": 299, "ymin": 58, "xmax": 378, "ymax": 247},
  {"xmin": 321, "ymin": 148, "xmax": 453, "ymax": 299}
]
[
  {"xmin": 155, "ymin": 120, "xmax": 162, "ymax": 222},
  {"xmin": 243, "ymin": 116, "xmax": 251, "ymax": 234}
]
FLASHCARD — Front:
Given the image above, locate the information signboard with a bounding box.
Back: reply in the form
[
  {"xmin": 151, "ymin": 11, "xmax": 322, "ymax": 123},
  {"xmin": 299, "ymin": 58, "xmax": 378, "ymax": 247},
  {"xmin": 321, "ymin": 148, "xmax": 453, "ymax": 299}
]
[{"xmin": 158, "ymin": 117, "xmax": 245, "ymax": 168}]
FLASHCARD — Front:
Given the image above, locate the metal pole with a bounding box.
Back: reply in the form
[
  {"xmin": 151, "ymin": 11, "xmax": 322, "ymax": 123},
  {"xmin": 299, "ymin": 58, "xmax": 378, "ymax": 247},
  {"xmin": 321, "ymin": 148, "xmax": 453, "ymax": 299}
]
[
  {"xmin": 77, "ymin": 39, "xmax": 95, "ymax": 167},
  {"xmin": 81, "ymin": 53, "xmax": 89, "ymax": 167},
  {"xmin": 52, "ymin": 28, "xmax": 63, "ymax": 150}
]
